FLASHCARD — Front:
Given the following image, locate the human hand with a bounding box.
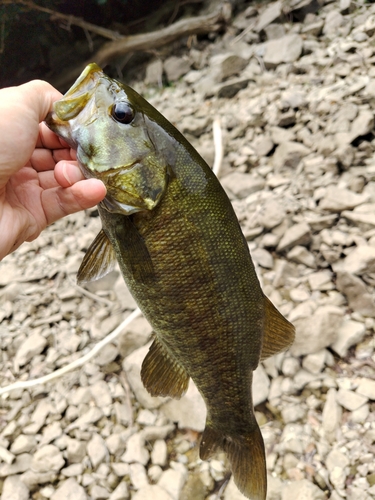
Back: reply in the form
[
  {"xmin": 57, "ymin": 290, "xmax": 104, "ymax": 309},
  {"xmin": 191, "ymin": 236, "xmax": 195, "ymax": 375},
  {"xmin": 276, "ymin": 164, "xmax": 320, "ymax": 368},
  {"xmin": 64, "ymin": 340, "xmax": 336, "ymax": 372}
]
[{"xmin": 0, "ymin": 79, "xmax": 106, "ymax": 260}]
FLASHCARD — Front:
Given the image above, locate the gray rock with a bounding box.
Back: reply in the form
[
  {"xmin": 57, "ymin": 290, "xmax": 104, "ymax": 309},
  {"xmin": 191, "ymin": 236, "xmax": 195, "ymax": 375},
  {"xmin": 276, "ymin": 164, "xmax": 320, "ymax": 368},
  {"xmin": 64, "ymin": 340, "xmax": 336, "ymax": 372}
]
[
  {"xmin": 336, "ymin": 388, "xmax": 368, "ymax": 411},
  {"xmin": 145, "ymin": 59, "xmax": 163, "ymax": 86},
  {"xmin": 336, "ymin": 271, "xmax": 375, "ymax": 317},
  {"xmin": 333, "ymin": 245, "xmax": 375, "ymax": 275},
  {"xmin": 158, "ymin": 469, "xmax": 186, "ymax": 500},
  {"xmin": 151, "ymin": 440, "xmax": 167, "ymax": 467},
  {"xmin": 0, "ymin": 475, "xmax": 29, "ymax": 500},
  {"xmin": 277, "ymin": 222, "xmax": 311, "ymax": 252},
  {"xmin": 210, "ymin": 53, "xmax": 248, "ymax": 82},
  {"xmin": 350, "ymin": 110, "xmax": 374, "ymax": 141},
  {"xmin": 117, "ymin": 317, "xmax": 152, "ymax": 358},
  {"xmin": 90, "ymin": 485, "xmax": 110, "ymax": 499},
  {"xmin": 221, "ymin": 172, "xmax": 265, "ymax": 199},
  {"xmin": 10, "ymin": 435, "xmax": 36, "ymax": 455},
  {"xmin": 257, "ymin": 199, "xmax": 286, "ymax": 230},
  {"xmin": 87, "ymin": 434, "xmax": 108, "ymax": 468},
  {"xmin": 319, "ymin": 186, "xmax": 369, "ymax": 212},
  {"xmin": 14, "ymin": 332, "xmax": 47, "ymax": 367},
  {"xmin": 272, "ymin": 141, "xmax": 310, "ymax": 169},
  {"xmin": 90, "ymin": 380, "xmax": 112, "ymax": 408},
  {"xmin": 129, "ymin": 463, "xmax": 148, "ymax": 490},
  {"xmin": 291, "ymin": 305, "xmax": 343, "ymax": 356},
  {"xmin": 281, "ymin": 479, "xmax": 327, "ymax": 500},
  {"xmin": 256, "ymin": 1, "xmax": 283, "ymax": 32},
  {"xmin": 121, "ymin": 433, "xmax": 149, "ymax": 465},
  {"xmin": 51, "ymin": 478, "xmax": 88, "ymax": 500},
  {"xmin": 252, "ymin": 135, "xmax": 274, "ymax": 157},
  {"xmin": 67, "ymin": 439, "xmax": 87, "ymax": 464},
  {"xmin": 340, "ymin": 0, "xmax": 355, "ymax": 14},
  {"xmin": 287, "ymin": 246, "xmax": 316, "ymax": 268},
  {"xmin": 302, "ymin": 350, "xmax": 326, "ymax": 374},
  {"xmin": 253, "ymin": 363, "xmax": 270, "ymax": 406},
  {"xmin": 0, "ymin": 454, "xmax": 32, "ymax": 478},
  {"xmin": 264, "ymin": 23, "xmax": 286, "ymax": 40},
  {"xmin": 31, "ymin": 445, "xmax": 64, "ymax": 474},
  {"xmin": 263, "ymin": 35, "xmax": 303, "ymax": 68},
  {"xmin": 164, "ymin": 57, "xmax": 190, "ymax": 82},
  {"xmin": 331, "ymin": 320, "xmax": 366, "ymax": 357},
  {"xmin": 215, "ymin": 77, "xmax": 251, "ymax": 99},
  {"xmin": 161, "ymin": 381, "xmax": 206, "ymax": 432},
  {"xmin": 109, "ymin": 482, "xmax": 129, "ymax": 500},
  {"xmin": 326, "ymin": 449, "xmax": 349, "ymax": 472},
  {"xmin": 323, "ymin": 11, "xmax": 344, "ymax": 35},
  {"xmin": 356, "ymin": 378, "xmax": 375, "ymax": 400},
  {"xmin": 252, "ymin": 248, "xmax": 274, "ymax": 269},
  {"xmin": 132, "ymin": 485, "xmax": 173, "ymax": 500},
  {"xmin": 342, "ymin": 204, "xmax": 375, "ymax": 230}
]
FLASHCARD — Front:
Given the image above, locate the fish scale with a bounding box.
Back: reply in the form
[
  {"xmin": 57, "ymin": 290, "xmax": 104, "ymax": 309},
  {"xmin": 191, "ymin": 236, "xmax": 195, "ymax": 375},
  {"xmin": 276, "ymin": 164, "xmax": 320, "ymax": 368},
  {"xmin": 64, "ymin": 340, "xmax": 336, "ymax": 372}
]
[{"xmin": 46, "ymin": 63, "xmax": 295, "ymax": 500}]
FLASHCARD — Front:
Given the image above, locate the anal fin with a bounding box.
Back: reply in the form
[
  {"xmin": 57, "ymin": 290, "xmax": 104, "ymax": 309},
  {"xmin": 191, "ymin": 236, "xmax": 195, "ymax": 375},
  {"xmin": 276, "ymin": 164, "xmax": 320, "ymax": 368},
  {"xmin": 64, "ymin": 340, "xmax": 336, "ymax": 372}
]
[
  {"xmin": 260, "ymin": 295, "xmax": 295, "ymax": 361},
  {"xmin": 77, "ymin": 229, "xmax": 116, "ymax": 284},
  {"xmin": 141, "ymin": 337, "xmax": 189, "ymax": 399}
]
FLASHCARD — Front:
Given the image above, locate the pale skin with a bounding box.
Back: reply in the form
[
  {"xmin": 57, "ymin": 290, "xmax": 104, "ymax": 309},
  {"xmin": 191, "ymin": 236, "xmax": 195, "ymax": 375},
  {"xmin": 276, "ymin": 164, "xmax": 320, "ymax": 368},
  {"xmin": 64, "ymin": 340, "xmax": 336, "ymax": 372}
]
[{"xmin": 0, "ymin": 80, "xmax": 106, "ymax": 261}]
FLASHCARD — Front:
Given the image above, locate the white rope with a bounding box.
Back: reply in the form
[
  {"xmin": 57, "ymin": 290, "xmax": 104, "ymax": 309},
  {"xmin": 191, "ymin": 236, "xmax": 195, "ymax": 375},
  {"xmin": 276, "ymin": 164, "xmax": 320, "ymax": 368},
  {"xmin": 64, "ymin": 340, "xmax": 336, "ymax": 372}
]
[{"xmin": 0, "ymin": 308, "xmax": 142, "ymax": 397}]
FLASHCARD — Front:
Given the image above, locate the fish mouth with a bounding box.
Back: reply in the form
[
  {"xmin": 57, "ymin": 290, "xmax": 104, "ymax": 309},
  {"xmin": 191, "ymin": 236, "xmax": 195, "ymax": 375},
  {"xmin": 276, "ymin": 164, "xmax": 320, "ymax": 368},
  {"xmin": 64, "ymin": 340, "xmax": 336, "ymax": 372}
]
[{"xmin": 45, "ymin": 63, "xmax": 105, "ymax": 144}]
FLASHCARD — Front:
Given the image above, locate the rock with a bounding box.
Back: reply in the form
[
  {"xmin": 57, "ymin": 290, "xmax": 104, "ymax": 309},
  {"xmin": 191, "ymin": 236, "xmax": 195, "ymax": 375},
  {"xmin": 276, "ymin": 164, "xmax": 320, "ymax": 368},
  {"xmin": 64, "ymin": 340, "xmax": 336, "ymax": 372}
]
[
  {"xmin": 10, "ymin": 435, "xmax": 36, "ymax": 455},
  {"xmin": 0, "ymin": 454, "xmax": 32, "ymax": 478},
  {"xmin": 264, "ymin": 23, "xmax": 286, "ymax": 40},
  {"xmin": 221, "ymin": 172, "xmax": 265, "ymax": 199},
  {"xmin": 331, "ymin": 320, "xmax": 366, "ymax": 357},
  {"xmin": 14, "ymin": 332, "xmax": 47, "ymax": 367},
  {"xmin": 216, "ymin": 77, "xmax": 251, "ymax": 98},
  {"xmin": 117, "ymin": 317, "xmax": 153, "ymax": 358},
  {"xmin": 256, "ymin": 1, "xmax": 283, "ymax": 32},
  {"xmin": 51, "ymin": 478, "xmax": 88, "ymax": 500},
  {"xmin": 252, "ymin": 135, "xmax": 274, "ymax": 157},
  {"xmin": 31, "ymin": 445, "xmax": 64, "ymax": 473},
  {"xmin": 323, "ymin": 11, "xmax": 344, "ymax": 35},
  {"xmin": 145, "ymin": 59, "xmax": 163, "ymax": 86},
  {"xmin": 336, "ymin": 388, "xmax": 368, "ymax": 411},
  {"xmin": 263, "ymin": 35, "xmax": 303, "ymax": 68},
  {"xmin": 350, "ymin": 110, "xmax": 374, "ymax": 141},
  {"xmin": 109, "ymin": 482, "xmax": 129, "ymax": 500},
  {"xmin": 277, "ymin": 222, "xmax": 311, "ymax": 252},
  {"xmin": 90, "ymin": 380, "xmax": 112, "ymax": 408},
  {"xmin": 132, "ymin": 485, "xmax": 173, "ymax": 500},
  {"xmin": 340, "ymin": 0, "xmax": 355, "ymax": 14},
  {"xmin": 87, "ymin": 434, "xmax": 108, "ymax": 468},
  {"xmin": 253, "ymin": 363, "xmax": 270, "ymax": 406},
  {"xmin": 333, "ymin": 245, "xmax": 375, "ymax": 275},
  {"xmin": 161, "ymin": 382, "xmax": 206, "ymax": 432},
  {"xmin": 129, "ymin": 463, "xmax": 148, "ymax": 490},
  {"xmin": 302, "ymin": 350, "xmax": 326, "ymax": 374},
  {"xmin": 67, "ymin": 439, "xmax": 87, "ymax": 464},
  {"xmin": 281, "ymin": 479, "xmax": 327, "ymax": 500},
  {"xmin": 151, "ymin": 440, "xmax": 167, "ymax": 467},
  {"xmin": 336, "ymin": 271, "xmax": 375, "ymax": 317},
  {"xmin": 308, "ymin": 270, "xmax": 334, "ymax": 291},
  {"xmin": 356, "ymin": 378, "xmax": 375, "ymax": 400},
  {"xmin": 164, "ymin": 56, "xmax": 190, "ymax": 82},
  {"xmin": 210, "ymin": 53, "xmax": 248, "ymax": 82},
  {"xmin": 326, "ymin": 449, "xmax": 349, "ymax": 472},
  {"xmin": 158, "ymin": 469, "xmax": 186, "ymax": 500},
  {"xmin": 272, "ymin": 141, "xmax": 310, "ymax": 169},
  {"xmin": 0, "ymin": 475, "xmax": 30, "ymax": 500},
  {"xmin": 224, "ymin": 476, "xmax": 248, "ymax": 499},
  {"xmin": 252, "ymin": 248, "xmax": 274, "ymax": 269},
  {"xmin": 291, "ymin": 305, "xmax": 343, "ymax": 356},
  {"xmin": 319, "ymin": 187, "xmax": 369, "ymax": 212},
  {"xmin": 287, "ymin": 246, "xmax": 316, "ymax": 268},
  {"xmin": 257, "ymin": 199, "xmax": 286, "ymax": 230},
  {"xmin": 122, "ymin": 433, "xmax": 149, "ymax": 465}
]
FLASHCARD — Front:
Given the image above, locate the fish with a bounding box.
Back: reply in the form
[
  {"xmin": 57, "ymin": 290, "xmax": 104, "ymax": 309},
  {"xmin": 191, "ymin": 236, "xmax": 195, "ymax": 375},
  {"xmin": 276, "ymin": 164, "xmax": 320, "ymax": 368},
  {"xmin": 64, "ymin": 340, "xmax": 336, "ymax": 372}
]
[{"xmin": 45, "ymin": 63, "xmax": 295, "ymax": 500}]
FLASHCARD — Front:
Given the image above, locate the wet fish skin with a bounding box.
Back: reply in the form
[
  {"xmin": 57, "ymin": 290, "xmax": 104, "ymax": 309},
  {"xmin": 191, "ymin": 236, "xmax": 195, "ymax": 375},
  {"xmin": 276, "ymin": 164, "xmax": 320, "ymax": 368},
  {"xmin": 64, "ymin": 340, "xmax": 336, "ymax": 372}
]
[{"xmin": 46, "ymin": 63, "xmax": 295, "ymax": 500}]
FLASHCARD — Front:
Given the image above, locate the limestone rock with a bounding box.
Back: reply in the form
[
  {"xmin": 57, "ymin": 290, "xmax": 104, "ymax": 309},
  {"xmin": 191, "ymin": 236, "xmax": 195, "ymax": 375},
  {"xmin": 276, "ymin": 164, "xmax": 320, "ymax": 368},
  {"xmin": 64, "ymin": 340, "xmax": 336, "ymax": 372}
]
[
  {"xmin": 331, "ymin": 320, "xmax": 366, "ymax": 357},
  {"xmin": 336, "ymin": 271, "xmax": 375, "ymax": 317},
  {"xmin": 0, "ymin": 475, "xmax": 30, "ymax": 500},
  {"xmin": 277, "ymin": 222, "xmax": 311, "ymax": 252},
  {"xmin": 263, "ymin": 35, "xmax": 303, "ymax": 68},
  {"xmin": 51, "ymin": 478, "xmax": 88, "ymax": 500},
  {"xmin": 160, "ymin": 382, "xmax": 206, "ymax": 432},
  {"xmin": 272, "ymin": 141, "xmax": 310, "ymax": 169}
]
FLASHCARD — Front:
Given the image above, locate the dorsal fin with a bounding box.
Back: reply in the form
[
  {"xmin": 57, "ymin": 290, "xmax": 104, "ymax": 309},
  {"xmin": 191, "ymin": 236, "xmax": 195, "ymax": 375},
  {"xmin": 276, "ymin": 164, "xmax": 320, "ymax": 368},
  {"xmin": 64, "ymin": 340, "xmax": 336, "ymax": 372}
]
[
  {"xmin": 141, "ymin": 337, "xmax": 190, "ymax": 399},
  {"xmin": 77, "ymin": 229, "xmax": 116, "ymax": 284},
  {"xmin": 260, "ymin": 295, "xmax": 295, "ymax": 361}
]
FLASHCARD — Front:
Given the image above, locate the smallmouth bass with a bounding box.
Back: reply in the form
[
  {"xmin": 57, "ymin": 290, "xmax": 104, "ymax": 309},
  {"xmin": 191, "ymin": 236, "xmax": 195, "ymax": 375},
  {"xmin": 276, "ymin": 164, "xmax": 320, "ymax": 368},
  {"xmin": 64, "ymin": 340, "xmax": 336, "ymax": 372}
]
[{"xmin": 46, "ymin": 63, "xmax": 295, "ymax": 500}]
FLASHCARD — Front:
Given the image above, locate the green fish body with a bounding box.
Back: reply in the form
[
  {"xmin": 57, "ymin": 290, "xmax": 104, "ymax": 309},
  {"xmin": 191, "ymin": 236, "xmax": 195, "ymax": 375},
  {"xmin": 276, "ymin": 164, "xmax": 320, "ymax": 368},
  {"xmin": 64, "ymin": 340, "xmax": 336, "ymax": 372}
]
[{"xmin": 46, "ymin": 64, "xmax": 295, "ymax": 500}]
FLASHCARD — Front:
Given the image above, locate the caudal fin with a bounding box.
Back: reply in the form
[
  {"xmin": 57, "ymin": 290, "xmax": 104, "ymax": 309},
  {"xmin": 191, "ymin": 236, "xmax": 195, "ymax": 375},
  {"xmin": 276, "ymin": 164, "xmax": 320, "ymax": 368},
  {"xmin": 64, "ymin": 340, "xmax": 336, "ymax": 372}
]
[{"xmin": 200, "ymin": 423, "xmax": 266, "ymax": 500}]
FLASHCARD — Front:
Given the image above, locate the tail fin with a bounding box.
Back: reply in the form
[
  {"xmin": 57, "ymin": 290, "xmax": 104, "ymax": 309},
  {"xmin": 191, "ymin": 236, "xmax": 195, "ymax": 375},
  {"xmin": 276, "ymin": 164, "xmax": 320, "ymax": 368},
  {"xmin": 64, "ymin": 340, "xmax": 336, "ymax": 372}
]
[{"xmin": 200, "ymin": 423, "xmax": 266, "ymax": 500}]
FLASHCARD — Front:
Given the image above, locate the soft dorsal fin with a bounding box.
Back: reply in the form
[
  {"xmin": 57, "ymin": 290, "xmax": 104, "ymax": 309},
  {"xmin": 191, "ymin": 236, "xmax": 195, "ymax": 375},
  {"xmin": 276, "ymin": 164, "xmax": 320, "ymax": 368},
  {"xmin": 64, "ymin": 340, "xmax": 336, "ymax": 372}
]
[
  {"xmin": 141, "ymin": 337, "xmax": 190, "ymax": 399},
  {"xmin": 260, "ymin": 295, "xmax": 295, "ymax": 361},
  {"xmin": 77, "ymin": 229, "xmax": 117, "ymax": 284}
]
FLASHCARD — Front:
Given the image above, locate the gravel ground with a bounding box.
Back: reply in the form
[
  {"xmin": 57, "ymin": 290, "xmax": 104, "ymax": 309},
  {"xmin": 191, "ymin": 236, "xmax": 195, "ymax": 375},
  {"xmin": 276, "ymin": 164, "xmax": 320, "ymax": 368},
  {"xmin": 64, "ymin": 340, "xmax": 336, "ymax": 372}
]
[{"xmin": 2, "ymin": 0, "xmax": 375, "ymax": 498}]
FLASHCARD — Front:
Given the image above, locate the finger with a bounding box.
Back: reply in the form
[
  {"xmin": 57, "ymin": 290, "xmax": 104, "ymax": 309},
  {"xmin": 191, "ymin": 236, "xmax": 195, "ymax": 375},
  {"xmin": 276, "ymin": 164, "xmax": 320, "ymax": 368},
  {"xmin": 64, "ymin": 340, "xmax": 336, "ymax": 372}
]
[
  {"xmin": 54, "ymin": 160, "xmax": 84, "ymax": 187},
  {"xmin": 53, "ymin": 148, "xmax": 75, "ymax": 163},
  {"xmin": 30, "ymin": 149, "xmax": 56, "ymax": 172},
  {"xmin": 38, "ymin": 170, "xmax": 60, "ymax": 190},
  {"xmin": 37, "ymin": 123, "xmax": 65, "ymax": 149},
  {"xmin": 41, "ymin": 179, "xmax": 107, "ymax": 226}
]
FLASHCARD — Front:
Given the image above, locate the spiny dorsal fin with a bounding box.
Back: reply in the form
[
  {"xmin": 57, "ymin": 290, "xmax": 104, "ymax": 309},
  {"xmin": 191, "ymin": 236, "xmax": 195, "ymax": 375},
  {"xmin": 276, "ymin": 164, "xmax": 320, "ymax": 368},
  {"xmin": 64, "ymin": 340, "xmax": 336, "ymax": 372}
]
[
  {"xmin": 200, "ymin": 423, "xmax": 267, "ymax": 500},
  {"xmin": 260, "ymin": 295, "xmax": 295, "ymax": 361},
  {"xmin": 141, "ymin": 337, "xmax": 190, "ymax": 399},
  {"xmin": 77, "ymin": 229, "xmax": 116, "ymax": 284}
]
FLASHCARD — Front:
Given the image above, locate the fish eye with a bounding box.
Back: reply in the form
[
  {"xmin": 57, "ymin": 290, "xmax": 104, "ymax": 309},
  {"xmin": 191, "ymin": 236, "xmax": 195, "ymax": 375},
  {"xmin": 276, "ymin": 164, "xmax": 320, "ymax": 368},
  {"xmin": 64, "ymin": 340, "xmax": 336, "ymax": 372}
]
[{"xmin": 111, "ymin": 102, "xmax": 134, "ymax": 124}]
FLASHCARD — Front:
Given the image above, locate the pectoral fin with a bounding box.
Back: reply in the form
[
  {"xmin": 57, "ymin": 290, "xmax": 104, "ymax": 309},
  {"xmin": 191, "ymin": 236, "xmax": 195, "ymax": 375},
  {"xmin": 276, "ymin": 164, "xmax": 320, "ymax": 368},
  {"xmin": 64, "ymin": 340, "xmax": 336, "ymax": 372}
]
[
  {"xmin": 77, "ymin": 229, "xmax": 117, "ymax": 284},
  {"xmin": 260, "ymin": 295, "xmax": 295, "ymax": 361},
  {"xmin": 141, "ymin": 337, "xmax": 190, "ymax": 399},
  {"xmin": 114, "ymin": 217, "xmax": 155, "ymax": 284}
]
